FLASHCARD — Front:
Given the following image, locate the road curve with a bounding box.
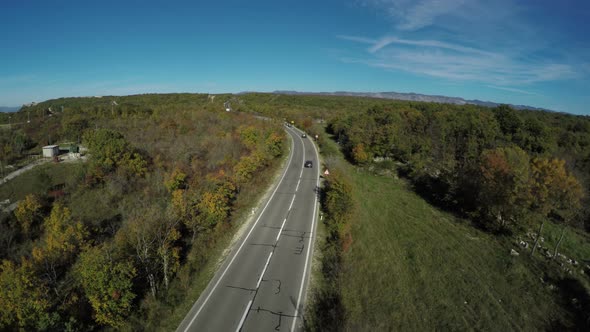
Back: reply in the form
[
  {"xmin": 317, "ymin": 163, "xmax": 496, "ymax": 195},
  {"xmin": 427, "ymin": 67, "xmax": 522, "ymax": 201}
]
[{"xmin": 177, "ymin": 126, "xmax": 320, "ymax": 332}]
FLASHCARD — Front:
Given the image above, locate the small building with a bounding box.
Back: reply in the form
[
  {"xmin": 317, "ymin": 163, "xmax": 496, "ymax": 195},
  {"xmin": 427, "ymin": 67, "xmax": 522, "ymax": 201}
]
[{"xmin": 42, "ymin": 145, "xmax": 59, "ymax": 158}]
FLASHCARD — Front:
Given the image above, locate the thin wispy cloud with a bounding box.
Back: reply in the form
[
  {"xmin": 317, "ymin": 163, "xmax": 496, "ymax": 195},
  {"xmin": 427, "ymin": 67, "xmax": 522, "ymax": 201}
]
[
  {"xmin": 486, "ymin": 85, "xmax": 540, "ymax": 96},
  {"xmin": 337, "ymin": 35, "xmax": 376, "ymax": 45},
  {"xmin": 346, "ymin": 0, "xmax": 587, "ymax": 90},
  {"xmin": 359, "ymin": 0, "xmax": 469, "ymax": 31},
  {"xmin": 364, "ymin": 36, "xmax": 497, "ymax": 56},
  {"xmin": 341, "ymin": 35, "xmax": 578, "ymax": 85}
]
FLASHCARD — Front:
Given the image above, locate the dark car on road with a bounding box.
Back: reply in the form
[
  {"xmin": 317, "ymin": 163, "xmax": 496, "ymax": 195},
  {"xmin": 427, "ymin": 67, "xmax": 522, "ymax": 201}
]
[
  {"xmin": 304, "ymin": 160, "xmax": 313, "ymax": 168},
  {"xmin": 301, "ymin": 133, "xmax": 307, "ymax": 138}
]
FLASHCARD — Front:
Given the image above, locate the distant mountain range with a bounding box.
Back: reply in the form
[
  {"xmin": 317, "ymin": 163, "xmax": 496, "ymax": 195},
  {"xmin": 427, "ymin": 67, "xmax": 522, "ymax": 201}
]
[
  {"xmin": 2, "ymin": 91, "xmax": 553, "ymax": 113},
  {"xmin": 0, "ymin": 106, "xmax": 20, "ymax": 113},
  {"xmin": 271, "ymin": 91, "xmax": 552, "ymax": 112}
]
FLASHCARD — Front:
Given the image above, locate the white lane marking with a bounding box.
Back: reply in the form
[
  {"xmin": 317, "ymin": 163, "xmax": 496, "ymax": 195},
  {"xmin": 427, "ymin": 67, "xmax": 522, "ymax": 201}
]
[
  {"xmin": 237, "ymin": 251, "xmax": 273, "ymax": 332},
  {"xmin": 290, "ymin": 127, "xmax": 321, "ymax": 332},
  {"xmin": 288, "ymin": 194, "xmax": 296, "ymax": 211},
  {"xmin": 256, "ymin": 252, "xmax": 273, "ymax": 289},
  {"xmin": 276, "ymin": 218, "xmax": 288, "ymax": 242},
  {"xmin": 181, "ymin": 131, "xmax": 296, "ymax": 332},
  {"xmin": 235, "ymin": 300, "xmax": 253, "ymax": 332},
  {"xmin": 295, "ymin": 179, "xmax": 301, "ymax": 192}
]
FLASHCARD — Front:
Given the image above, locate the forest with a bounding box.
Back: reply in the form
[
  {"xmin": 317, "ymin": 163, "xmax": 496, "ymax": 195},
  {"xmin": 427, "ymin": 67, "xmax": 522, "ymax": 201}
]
[
  {"xmin": 329, "ymin": 103, "xmax": 590, "ymax": 233},
  {"xmin": 0, "ymin": 94, "xmax": 285, "ymax": 330},
  {"xmin": 1, "ymin": 92, "xmax": 590, "ymax": 330},
  {"xmin": 305, "ymin": 100, "xmax": 590, "ymax": 330}
]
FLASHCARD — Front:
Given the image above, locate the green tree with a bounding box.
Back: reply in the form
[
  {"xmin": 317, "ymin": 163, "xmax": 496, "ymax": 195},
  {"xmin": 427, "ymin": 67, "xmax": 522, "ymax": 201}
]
[
  {"xmin": 493, "ymin": 105, "xmax": 523, "ymax": 139},
  {"xmin": 0, "ymin": 259, "xmax": 50, "ymax": 329},
  {"xmin": 83, "ymin": 128, "xmax": 147, "ymax": 178},
  {"xmin": 516, "ymin": 118, "xmax": 554, "ymax": 154},
  {"xmin": 75, "ymin": 245, "xmax": 136, "ymax": 328},
  {"xmin": 61, "ymin": 114, "xmax": 89, "ymax": 143}
]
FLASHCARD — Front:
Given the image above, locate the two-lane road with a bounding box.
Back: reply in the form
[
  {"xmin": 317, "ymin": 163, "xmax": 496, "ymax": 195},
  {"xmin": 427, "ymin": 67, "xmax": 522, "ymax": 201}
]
[{"xmin": 177, "ymin": 126, "xmax": 320, "ymax": 332}]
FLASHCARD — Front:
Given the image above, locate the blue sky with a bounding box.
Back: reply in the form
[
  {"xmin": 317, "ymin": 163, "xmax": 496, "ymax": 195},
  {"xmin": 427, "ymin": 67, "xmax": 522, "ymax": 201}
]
[{"xmin": 1, "ymin": 0, "xmax": 589, "ymax": 114}]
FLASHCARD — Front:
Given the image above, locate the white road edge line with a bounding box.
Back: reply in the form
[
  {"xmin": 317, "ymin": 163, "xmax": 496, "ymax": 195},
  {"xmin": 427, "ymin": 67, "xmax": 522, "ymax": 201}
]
[
  {"xmin": 290, "ymin": 127, "xmax": 320, "ymax": 332},
  {"xmin": 235, "ymin": 299, "xmax": 253, "ymax": 332},
  {"xmin": 180, "ymin": 129, "xmax": 296, "ymax": 332}
]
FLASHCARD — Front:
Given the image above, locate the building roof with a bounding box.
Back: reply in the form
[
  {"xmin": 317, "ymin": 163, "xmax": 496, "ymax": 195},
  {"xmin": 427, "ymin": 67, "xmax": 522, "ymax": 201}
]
[{"xmin": 42, "ymin": 145, "xmax": 59, "ymax": 149}]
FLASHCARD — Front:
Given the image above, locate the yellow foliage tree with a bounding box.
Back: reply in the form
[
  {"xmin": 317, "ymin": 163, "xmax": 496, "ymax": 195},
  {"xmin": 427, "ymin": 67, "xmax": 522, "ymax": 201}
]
[
  {"xmin": 32, "ymin": 203, "xmax": 88, "ymax": 287},
  {"xmin": 528, "ymin": 158, "xmax": 583, "ymax": 255},
  {"xmin": 352, "ymin": 143, "xmax": 371, "ymax": 164},
  {"xmin": 0, "ymin": 259, "xmax": 49, "ymax": 329},
  {"xmin": 14, "ymin": 194, "xmax": 43, "ymax": 235},
  {"xmin": 197, "ymin": 191, "xmax": 230, "ymax": 227}
]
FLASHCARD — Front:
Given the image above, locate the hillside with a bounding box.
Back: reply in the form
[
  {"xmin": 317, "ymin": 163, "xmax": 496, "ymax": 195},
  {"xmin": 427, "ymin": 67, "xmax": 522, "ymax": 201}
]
[
  {"xmin": 307, "ymin": 128, "xmax": 590, "ymax": 331},
  {"xmin": 0, "ymin": 94, "xmax": 287, "ymax": 330},
  {"xmin": 271, "ymin": 90, "xmax": 553, "ymax": 112},
  {"xmin": 2, "ymin": 93, "xmax": 589, "ymax": 330}
]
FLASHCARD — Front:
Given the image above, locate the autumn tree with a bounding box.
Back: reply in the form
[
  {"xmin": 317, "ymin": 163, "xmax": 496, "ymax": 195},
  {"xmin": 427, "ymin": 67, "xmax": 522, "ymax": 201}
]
[
  {"xmin": 238, "ymin": 125, "xmax": 260, "ymax": 150},
  {"xmin": 0, "ymin": 259, "xmax": 50, "ymax": 329},
  {"xmin": 477, "ymin": 146, "xmax": 530, "ymax": 231},
  {"xmin": 528, "ymin": 158, "xmax": 583, "ymax": 255},
  {"xmin": 118, "ymin": 151, "xmax": 148, "ymax": 177},
  {"xmin": 352, "ymin": 143, "xmax": 371, "ymax": 164},
  {"xmin": 197, "ymin": 191, "xmax": 230, "ymax": 227},
  {"xmin": 264, "ymin": 131, "xmax": 284, "ymax": 158},
  {"xmin": 14, "ymin": 194, "xmax": 43, "ymax": 235},
  {"xmin": 32, "ymin": 203, "xmax": 88, "ymax": 289},
  {"xmin": 322, "ymin": 169, "xmax": 354, "ymax": 234},
  {"xmin": 234, "ymin": 151, "xmax": 264, "ymax": 186},
  {"xmin": 165, "ymin": 168, "xmax": 188, "ymax": 192},
  {"xmin": 302, "ymin": 117, "xmax": 313, "ymax": 132},
  {"xmin": 116, "ymin": 204, "xmax": 181, "ymax": 296},
  {"xmin": 75, "ymin": 245, "xmax": 136, "ymax": 328}
]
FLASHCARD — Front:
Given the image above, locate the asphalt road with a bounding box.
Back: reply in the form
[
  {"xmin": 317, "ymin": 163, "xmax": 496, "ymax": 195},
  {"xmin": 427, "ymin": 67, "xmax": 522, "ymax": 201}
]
[{"xmin": 177, "ymin": 126, "xmax": 320, "ymax": 332}]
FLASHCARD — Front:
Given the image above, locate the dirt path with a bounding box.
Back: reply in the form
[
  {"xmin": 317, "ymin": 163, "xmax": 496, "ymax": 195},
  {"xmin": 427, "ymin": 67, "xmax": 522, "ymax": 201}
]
[{"xmin": 1, "ymin": 158, "xmax": 50, "ymax": 185}]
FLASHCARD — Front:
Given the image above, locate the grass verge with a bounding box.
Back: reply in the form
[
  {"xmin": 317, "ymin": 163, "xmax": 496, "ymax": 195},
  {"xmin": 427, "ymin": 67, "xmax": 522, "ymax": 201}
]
[{"xmin": 310, "ymin": 132, "xmax": 590, "ymax": 331}]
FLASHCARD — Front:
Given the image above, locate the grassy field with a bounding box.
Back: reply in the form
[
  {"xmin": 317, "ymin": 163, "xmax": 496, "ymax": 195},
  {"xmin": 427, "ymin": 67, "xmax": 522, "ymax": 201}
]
[
  {"xmin": 0, "ymin": 162, "xmax": 84, "ymax": 204},
  {"xmin": 315, "ymin": 134, "xmax": 590, "ymax": 331}
]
